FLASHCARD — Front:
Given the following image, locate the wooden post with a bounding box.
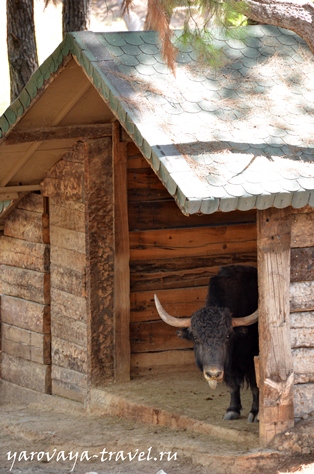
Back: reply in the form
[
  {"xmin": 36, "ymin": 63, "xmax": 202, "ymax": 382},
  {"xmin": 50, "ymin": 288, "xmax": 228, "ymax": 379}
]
[
  {"xmin": 113, "ymin": 121, "xmax": 130, "ymax": 382},
  {"xmin": 85, "ymin": 138, "xmax": 115, "ymax": 386},
  {"xmin": 257, "ymin": 207, "xmax": 294, "ymax": 446}
]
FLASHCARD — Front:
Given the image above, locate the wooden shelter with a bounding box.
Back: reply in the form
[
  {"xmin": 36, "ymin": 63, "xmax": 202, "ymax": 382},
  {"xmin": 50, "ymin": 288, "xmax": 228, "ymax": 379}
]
[{"xmin": 0, "ymin": 25, "xmax": 314, "ymax": 446}]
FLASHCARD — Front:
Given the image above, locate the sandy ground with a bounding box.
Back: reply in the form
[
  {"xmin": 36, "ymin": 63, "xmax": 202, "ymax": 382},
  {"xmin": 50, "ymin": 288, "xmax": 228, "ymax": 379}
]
[{"xmin": 1, "ymin": 372, "xmax": 314, "ymax": 474}]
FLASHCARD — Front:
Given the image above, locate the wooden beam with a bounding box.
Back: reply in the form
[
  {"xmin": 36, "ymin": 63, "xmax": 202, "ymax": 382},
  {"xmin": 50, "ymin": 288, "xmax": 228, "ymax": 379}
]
[
  {"xmin": 113, "ymin": 121, "xmax": 131, "ymax": 382},
  {"xmin": 257, "ymin": 207, "xmax": 294, "ymax": 446},
  {"xmin": 4, "ymin": 124, "xmax": 112, "ymax": 145}
]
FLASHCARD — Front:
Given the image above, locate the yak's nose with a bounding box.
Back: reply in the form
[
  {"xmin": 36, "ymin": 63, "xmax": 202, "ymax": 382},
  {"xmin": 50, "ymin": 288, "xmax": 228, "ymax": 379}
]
[{"xmin": 204, "ymin": 368, "xmax": 223, "ymax": 381}]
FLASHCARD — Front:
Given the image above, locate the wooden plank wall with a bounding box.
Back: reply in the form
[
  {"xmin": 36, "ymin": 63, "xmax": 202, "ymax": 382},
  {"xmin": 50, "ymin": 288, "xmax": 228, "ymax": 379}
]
[
  {"xmin": 0, "ymin": 193, "xmax": 51, "ymax": 393},
  {"xmin": 42, "ymin": 141, "xmax": 89, "ymax": 403},
  {"xmin": 127, "ymin": 143, "xmax": 257, "ymax": 376},
  {"xmin": 290, "ymin": 207, "xmax": 314, "ymax": 417}
]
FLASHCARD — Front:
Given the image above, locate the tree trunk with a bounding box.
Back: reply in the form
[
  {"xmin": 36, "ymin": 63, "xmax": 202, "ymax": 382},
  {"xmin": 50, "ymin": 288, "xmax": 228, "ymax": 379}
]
[
  {"xmin": 7, "ymin": 0, "xmax": 38, "ymax": 102},
  {"xmin": 62, "ymin": 0, "xmax": 91, "ymax": 35}
]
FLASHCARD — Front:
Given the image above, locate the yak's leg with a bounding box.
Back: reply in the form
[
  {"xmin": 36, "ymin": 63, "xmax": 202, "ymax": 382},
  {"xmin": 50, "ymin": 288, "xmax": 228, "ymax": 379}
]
[
  {"xmin": 223, "ymin": 386, "xmax": 242, "ymax": 420},
  {"xmin": 247, "ymin": 385, "xmax": 259, "ymax": 423}
]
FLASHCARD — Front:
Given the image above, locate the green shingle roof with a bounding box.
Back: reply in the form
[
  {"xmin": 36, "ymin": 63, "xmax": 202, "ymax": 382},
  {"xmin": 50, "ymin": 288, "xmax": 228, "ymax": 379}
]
[{"xmin": 1, "ymin": 26, "xmax": 314, "ymax": 214}]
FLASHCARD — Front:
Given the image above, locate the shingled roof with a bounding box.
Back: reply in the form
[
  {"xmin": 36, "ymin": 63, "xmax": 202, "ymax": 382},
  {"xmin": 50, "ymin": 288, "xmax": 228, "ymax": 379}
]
[{"xmin": 0, "ymin": 25, "xmax": 314, "ymax": 215}]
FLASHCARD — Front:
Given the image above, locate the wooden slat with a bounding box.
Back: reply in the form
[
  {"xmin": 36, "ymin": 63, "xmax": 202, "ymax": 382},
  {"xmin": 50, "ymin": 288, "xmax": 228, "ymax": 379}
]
[
  {"xmin": 128, "ymin": 199, "xmax": 256, "ymax": 231},
  {"xmin": 1, "ymin": 295, "xmax": 50, "ymax": 333},
  {"xmin": 0, "ymin": 265, "xmax": 50, "ymax": 304},
  {"xmin": 128, "ymin": 168, "xmax": 169, "ymax": 202},
  {"xmin": 4, "ymin": 208, "xmax": 47, "ymax": 243},
  {"xmin": 257, "ymin": 207, "xmax": 294, "ymax": 446},
  {"xmin": 130, "ymin": 320, "xmax": 193, "ymax": 353},
  {"xmin": 52, "ymin": 365, "xmax": 87, "ymax": 403},
  {"xmin": 113, "ymin": 122, "xmax": 130, "ymax": 382},
  {"xmin": 5, "ymin": 123, "xmax": 112, "ymax": 145},
  {"xmin": 291, "ymin": 211, "xmax": 314, "ymax": 248},
  {"xmin": 290, "ymin": 281, "xmax": 314, "ymax": 312},
  {"xmin": 52, "ymin": 336, "xmax": 87, "ymax": 374},
  {"xmin": 2, "ymin": 323, "xmax": 51, "ymax": 364},
  {"xmin": 51, "ymin": 264, "xmax": 86, "ymax": 298},
  {"xmin": 130, "ymin": 224, "xmax": 257, "ymax": 261},
  {"xmin": 1, "ymin": 352, "xmax": 51, "ymax": 393},
  {"xmin": 50, "ymin": 225, "xmax": 86, "ymax": 254},
  {"xmin": 130, "ymin": 254, "xmax": 257, "ymax": 292},
  {"xmin": 131, "ymin": 350, "xmax": 195, "ymax": 376},
  {"xmin": 0, "ymin": 236, "xmax": 49, "ymax": 272},
  {"xmin": 51, "ymin": 287, "xmax": 87, "ymax": 322},
  {"xmin": 130, "ymin": 287, "xmax": 207, "ymax": 323}
]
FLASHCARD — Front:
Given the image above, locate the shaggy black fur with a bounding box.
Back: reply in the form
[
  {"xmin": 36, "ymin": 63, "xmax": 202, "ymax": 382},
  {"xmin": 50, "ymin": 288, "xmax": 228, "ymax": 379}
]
[{"xmin": 178, "ymin": 265, "xmax": 259, "ymax": 422}]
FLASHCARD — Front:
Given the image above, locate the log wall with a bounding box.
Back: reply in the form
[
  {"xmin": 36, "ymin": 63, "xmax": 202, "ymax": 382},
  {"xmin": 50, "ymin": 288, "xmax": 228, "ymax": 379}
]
[
  {"xmin": 127, "ymin": 143, "xmax": 257, "ymax": 375},
  {"xmin": 290, "ymin": 207, "xmax": 314, "ymax": 417},
  {"xmin": 0, "ymin": 193, "xmax": 51, "ymax": 393}
]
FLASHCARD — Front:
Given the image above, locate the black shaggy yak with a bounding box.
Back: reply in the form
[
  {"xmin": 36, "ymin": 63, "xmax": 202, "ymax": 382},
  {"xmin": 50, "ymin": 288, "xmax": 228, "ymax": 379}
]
[{"xmin": 154, "ymin": 265, "xmax": 259, "ymax": 422}]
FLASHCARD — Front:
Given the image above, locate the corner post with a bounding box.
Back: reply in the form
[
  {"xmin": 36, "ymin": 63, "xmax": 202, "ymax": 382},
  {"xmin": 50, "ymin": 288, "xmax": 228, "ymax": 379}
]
[{"xmin": 257, "ymin": 207, "xmax": 294, "ymax": 446}]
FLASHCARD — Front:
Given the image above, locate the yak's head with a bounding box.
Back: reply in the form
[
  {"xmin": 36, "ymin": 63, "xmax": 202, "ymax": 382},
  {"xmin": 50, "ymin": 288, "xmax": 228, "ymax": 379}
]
[{"xmin": 154, "ymin": 295, "xmax": 258, "ymax": 390}]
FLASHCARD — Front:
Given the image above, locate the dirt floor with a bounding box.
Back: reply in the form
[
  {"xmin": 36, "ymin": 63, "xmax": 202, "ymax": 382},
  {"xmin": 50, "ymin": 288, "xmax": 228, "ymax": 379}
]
[{"xmin": 1, "ymin": 370, "xmax": 314, "ymax": 474}]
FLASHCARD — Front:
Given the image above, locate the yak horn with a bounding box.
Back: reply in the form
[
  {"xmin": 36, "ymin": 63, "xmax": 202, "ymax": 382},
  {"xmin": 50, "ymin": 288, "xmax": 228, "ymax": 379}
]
[
  {"xmin": 232, "ymin": 310, "xmax": 258, "ymax": 327},
  {"xmin": 154, "ymin": 294, "xmax": 191, "ymax": 328}
]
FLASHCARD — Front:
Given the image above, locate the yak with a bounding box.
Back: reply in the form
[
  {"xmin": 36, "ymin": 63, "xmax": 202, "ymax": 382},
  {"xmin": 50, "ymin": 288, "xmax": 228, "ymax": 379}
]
[{"xmin": 154, "ymin": 265, "xmax": 259, "ymax": 422}]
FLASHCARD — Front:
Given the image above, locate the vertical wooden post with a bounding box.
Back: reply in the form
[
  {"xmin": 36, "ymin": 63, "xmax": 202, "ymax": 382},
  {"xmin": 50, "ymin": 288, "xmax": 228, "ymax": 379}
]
[
  {"xmin": 257, "ymin": 207, "xmax": 294, "ymax": 446},
  {"xmin": 113, "ymin": 121, "xmax": 130, "ymax": 382},
  {"xmin": 85, "ymin": 137, "xmax": 115, "ymax": 386}
]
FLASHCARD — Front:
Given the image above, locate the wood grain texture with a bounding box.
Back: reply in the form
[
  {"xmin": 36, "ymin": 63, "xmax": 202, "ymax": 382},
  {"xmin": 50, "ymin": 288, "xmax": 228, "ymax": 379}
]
[
  {"xmin": 0, "ymin": 236, "xmax": 49, "ymax": 272},
  {"xmin": 291, "ymin": 212, "xmax": 314, "ymax": 248},
  {"xmin": 130, "ymin": 224, "xmax": 257, "ymax": 261},
  {"xmin": 1, "ymin": 295, "xmax": 50, "ymax": 333},
  {"xmin": 113, "ymin": 122, "xmax": 130, "ymax": 382},
  {"xmin": 0, "ymin": 265, "xmax": 50, "ymax": 304},
  {"xmin": 1, "ymin": 352, "xmax": 51, "ymax": 393},
  {"xmin": 2, "ymin": 323, "xmax": 51, "ymax": 364},
  {"xmin": 85, "ymin": 137, "xmax": 115, "ymax": 385},
  {"xmin": 4, "ymin": 209, "xmax": 48, "ymax": 243},
  {"xmin": 291, "ymin": 247, "xmax": 314, "ymax": 282},
  {"xmin": 257, "ymin": 207, "xmax": 294, "ymax": 446}
]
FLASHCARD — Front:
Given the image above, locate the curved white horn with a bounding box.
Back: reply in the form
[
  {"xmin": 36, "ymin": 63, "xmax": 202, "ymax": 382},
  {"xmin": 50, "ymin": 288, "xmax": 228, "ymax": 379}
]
[
  {"xmin": 232, "ymin": 310, "xmax": 258, "ymax": 327},
  {"xmin": 154, "ymin": 294, "xmax": 191, "ymax": 328}
]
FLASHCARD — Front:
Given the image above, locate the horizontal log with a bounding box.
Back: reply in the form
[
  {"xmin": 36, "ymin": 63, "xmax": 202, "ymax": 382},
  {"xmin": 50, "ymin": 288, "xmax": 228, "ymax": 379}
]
[
  {"xmin": 290, "ymin": 281, "xmax": 314, "ymax": 312},
  {"xmin": 294, "ymin": 382, "xmax": 314, "ymax": 417},
  {"xmin": 292, "ymin": 349, "xmax": 314, "ymax": 376},
  {"xmin": 51, "ymin": 288, "xmax": 87, "ymax": 322},
  {"xmin": 1, "ymin": 295, "xmax": 50, "ymax": 333},
  {"xmin": 4, "ymin": 208, "xmax": 47, "ymax": 243},
  {"xmin": 52, "ymin": 365, "xmax": 87, "ymax": 403},
  {"xmin": 130, "ymin": 320, "xmax": 193, "ymax": 353},
  {"xmin": 130, "ymin": 224, "xmax": 257, "ymax": 261},
  {"xmin": 128, "ymin": 168, "xmax": 169, "ymax": 202},
  {"xmin": 42, "ymin": 160, "xmax": 84, "ymax": 202},
  {"xmin": 131, "ymin": 287, "xmax": 207, "ymax": 323},
  {"xmin": 17, "ymin": 193, "xmax": 45, "ymax": 213},
  {"xmin": 2, "ymin": 323, "xmax": 51, "ymax": 364},
  {"xmin": 291, "ymin": 328, "xmax": 314, "ymax": 349},
  {"xmin": 130, "ymin": 255, "xmax": 257, "ymax": 292},
  {"xmin": 50, "ymin": 225, "xmax": 86, "ymax": 254},
  {"xmin": 1, "ymin": 352, "xmax": 51, "ymax": 393},
  {"xmin": 291, "ymin": 212, "xmax": 314, "ymax": 248},
  {"xmin": 51, "ymin": 264, "xmax": 86, "ymax": 298},
  {"xmin": 131, "ymin": 349, "xmax": 195, "ymax": 376},
  {"xmin": 5, "ymin": 123, "xmax": 112, "ymax": 145},
  {"xmin": 291, "ymin": 247, "xmax": 314, "ymax": 282},
  {"xmin": 50, "ymin": 246, "xmax": 86, "ymax": 273},
  {"xmin": 51, "ymin": 314, "xmax": 87, "ymax": 347},
  {"xmin": 51, "ymin": 336, "xmax": 87, "ymax": 374},
  {"xmin": 128, "ymin": 199, "xmax": 256, "ymax": 231},
  {"xmin": 0, "ymin": 236, "xmax": 49, "ymax": 272},
  {"xmin": 50, "ymin": 196, "xmax": 85, "ymax": 212},
  {"xmin": 49, "ymin": 204, "xmax": 85, "ymax": 233},
  {"xmin": 0, "ymin": 265, "xmax": 50, "ymax": 304}
]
